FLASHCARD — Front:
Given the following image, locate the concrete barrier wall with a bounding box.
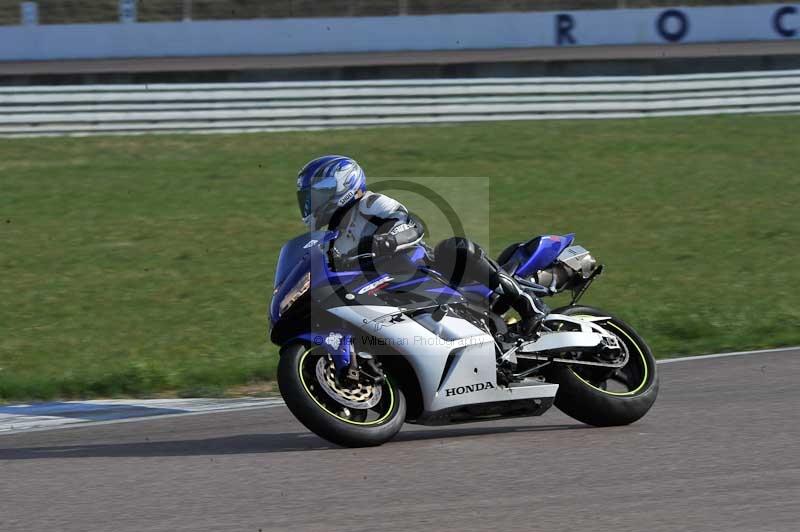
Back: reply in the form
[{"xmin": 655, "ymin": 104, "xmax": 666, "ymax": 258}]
[{"xmin": 0, "ymin": 4, "xmax": 798, "ymax": 62}]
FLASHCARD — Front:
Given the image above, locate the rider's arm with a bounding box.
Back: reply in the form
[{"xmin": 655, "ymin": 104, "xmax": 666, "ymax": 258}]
[
  {"xmin": 370, "ymin": 214, "xmax": 425, "ymax": 255},
  {"xmin": 356, "ymin": 193, "xmax": 425, "ymax": 256}
]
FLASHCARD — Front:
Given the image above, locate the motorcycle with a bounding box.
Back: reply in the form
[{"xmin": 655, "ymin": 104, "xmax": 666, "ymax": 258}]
[{"xmin": 269, "ymin": 230, "xmax": 658, "ymax": 447}]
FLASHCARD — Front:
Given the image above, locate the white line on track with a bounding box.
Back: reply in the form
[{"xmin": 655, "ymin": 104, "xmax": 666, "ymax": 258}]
[
  {"xmin": 0, "ymin": 398, "xmax": 285, "ymax": 436},
  {"xmin": 0, "ymin": 404, "xmax": 286, "ymax": 436},
  {"xmin": 656, "ymin": 346, "xmax": 798, "ymax": 364}
]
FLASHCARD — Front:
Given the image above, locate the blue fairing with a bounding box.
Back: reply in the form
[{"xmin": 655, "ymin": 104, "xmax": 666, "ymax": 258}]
[
  {"xmin": 270, "ymin": 230, "xmax": 460, "ymax": 370},
  {"xmin": 271, "ymin": 230, "xmax": 431, "ymax": 371},
  {"xmin": 271, "ymin": 231, "xmax": 356, "ymax": 370},
  {"xmin": 426, "ymin": 286, "xmax": 464, "ymax": 298},
  {"xmin": 513, "ymin": 234, "xmax": 575, "ymax": 277},
  {"xmin": 460, "ymin": 283, "xmax": 495, "ymax": 299},
  {"xmin": 271, "ymin": 230, "xmax": 333, "ymax": 324},
  {"xmin": 274, "ymin": 231, "xmax": 331, "ymax": 289}
]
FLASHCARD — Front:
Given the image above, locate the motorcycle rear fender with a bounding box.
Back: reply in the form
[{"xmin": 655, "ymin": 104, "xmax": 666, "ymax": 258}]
[{"xmin": 513, "ymin": 234, "xmax": 575, "ymax": 277}]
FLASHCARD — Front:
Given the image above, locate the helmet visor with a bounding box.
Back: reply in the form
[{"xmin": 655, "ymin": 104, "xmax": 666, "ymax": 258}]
[
  {"xmin": 297, "ymin": 189, "xmax": 311, "ymax": 219},
  {"xmin": 297, "ymin": 176, "xmax": 339, "ymax": 219}
]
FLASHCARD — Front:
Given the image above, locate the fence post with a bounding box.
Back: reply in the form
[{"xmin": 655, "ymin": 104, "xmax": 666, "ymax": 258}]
[
  {"xmin": 119, "ymin": 0, "xmax": 137, "ymax": 23},
  {"xmin": 20, "ymin": 1, "xmax": 39, "ymax": 25}
]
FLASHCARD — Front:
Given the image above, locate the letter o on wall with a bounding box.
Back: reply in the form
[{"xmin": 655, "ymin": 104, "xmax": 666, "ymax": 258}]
[
  {"xmin": 657, "ymin": 9, "xmax": 690, "ymax": 42},
  {"xmin": 773, "ymin": 6, "xmax": 798, "ymax": 37}
]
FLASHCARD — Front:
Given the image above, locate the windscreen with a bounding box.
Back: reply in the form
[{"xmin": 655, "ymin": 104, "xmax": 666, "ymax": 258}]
[{"xmin": 273, "ymin": 230, "xmax": 333, "ymax": 289}]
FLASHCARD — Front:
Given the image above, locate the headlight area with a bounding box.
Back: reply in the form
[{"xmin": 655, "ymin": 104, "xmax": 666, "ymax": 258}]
[{"xmin": 279, "ymin": 271, "xmax": 311, "ymax": 315}]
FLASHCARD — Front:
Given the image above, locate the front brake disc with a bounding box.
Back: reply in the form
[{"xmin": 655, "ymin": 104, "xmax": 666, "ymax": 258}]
[{"xmin": 315, "ymin": 357, "xmax": 382, "ymax": 409}]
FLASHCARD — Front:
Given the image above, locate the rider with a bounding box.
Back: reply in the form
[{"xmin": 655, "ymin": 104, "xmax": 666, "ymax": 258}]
[{"xmin": 296, "ymin": 155, "xmax": 545, "ymax": 334}]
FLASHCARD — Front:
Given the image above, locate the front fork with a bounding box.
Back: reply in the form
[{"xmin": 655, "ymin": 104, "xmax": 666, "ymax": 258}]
[
  {"xmin": 305, "ymin": 332, "xmax": 383, "ymax": 384},
  {"xmin": 291, "ymin": 331, "xmax": 353, "ymax": 372}
]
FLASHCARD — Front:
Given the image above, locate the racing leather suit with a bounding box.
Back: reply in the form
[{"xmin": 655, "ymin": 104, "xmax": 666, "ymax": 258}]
[
  {"xmin": 328, "ymin": 192, "xmax": 424, "ymax": 258},
  {"xmin": 329, "ymin": 192, "xmax": 544, "ymax": 332}
]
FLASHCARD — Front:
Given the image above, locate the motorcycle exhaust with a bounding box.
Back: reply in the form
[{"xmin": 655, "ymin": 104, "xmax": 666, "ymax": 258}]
[{"xmin": 532, "ymin": 245, "xmax": 597, "ymax": 293}]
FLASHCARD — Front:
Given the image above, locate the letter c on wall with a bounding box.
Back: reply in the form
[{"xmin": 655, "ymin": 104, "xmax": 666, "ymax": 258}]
[{"xmin": 774, "ymin": 6, "xmax": 798, "ymax": 37}]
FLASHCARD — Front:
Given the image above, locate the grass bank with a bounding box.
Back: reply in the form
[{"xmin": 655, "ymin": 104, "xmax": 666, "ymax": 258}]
[{"xmin": 1, "ymin": 115, "xmax": 798, "ymax": 400}]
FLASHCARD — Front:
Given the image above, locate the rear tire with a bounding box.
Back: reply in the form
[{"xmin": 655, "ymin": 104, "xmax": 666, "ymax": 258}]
[
  {"xmin": 546, "ymin": 306, "xmax": 659, "ymax": 427},
  {"xmin": 277, "ymin": 342, "xmax": 406, "ymax": 447}
]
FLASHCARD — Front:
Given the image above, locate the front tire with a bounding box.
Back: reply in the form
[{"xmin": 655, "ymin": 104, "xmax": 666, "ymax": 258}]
[
  {"xmin": 546, "ymin": 306, "xmax": 659, "ymax": 427},
  {"xmin": 277, "ymin": 342, "xmax": 406, "ymax": 447}
]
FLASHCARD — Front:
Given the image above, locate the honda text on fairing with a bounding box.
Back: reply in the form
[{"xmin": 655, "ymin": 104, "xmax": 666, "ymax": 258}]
[{"xmin": 269, "ymin": 230, "xmax": 659, "ymax": 447}]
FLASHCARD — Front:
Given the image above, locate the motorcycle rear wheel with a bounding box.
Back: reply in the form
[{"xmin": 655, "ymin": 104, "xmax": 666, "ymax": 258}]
[
  {"xmin": 545, "ymin": 306, "xmax": 659, "ymax": 427},
  {"xmin": 278, "ymin": 342, "xmax": 406, "ymax": 447}
]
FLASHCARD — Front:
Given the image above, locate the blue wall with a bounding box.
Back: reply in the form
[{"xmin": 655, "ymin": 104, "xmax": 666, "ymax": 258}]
[{"xmin": 0, "ymin": 4, "xmax": 797, "ymax": 62}]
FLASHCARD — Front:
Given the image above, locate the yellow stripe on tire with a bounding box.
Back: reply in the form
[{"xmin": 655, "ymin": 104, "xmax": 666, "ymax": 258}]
[
  {"xmin": 568, "ymin": 317, "xmax": 650, "ymax": 397},
  {"xmin": 298, "ymin": 347, "xmax": 396, "ymax": 426}
]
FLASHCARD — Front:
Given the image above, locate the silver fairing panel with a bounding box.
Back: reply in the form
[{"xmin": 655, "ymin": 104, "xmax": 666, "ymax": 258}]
[{"xmin": 328, "ymin": 305, "xmax": 558, "ymax": 414}]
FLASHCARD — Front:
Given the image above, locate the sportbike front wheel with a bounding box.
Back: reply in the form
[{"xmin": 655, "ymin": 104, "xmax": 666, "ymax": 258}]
[
  {"xmin": 545, "ymin": 306, "xmax": 659, "ymax": 427},
  {"xmin": 277, "ymin": 342, "xmax": 406, "ymax": 447}
]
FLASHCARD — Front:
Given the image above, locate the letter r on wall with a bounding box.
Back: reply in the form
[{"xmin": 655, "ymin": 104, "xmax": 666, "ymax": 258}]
[{"xmin": 556, "ymin": 14, "xmax": 577, "ymax": 45}]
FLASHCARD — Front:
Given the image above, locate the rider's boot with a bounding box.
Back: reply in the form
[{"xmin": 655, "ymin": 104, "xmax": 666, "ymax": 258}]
[
  {"xmin": 431, "ymin": 236, "xmax": 548, "ymax": 336},
  {"xmin": 494, "ymin": 271, "xmax": 548, "ymax": 336}
]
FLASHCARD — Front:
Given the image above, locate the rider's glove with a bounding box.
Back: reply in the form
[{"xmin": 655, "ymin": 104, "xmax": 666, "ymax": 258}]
[{"xmin": 372, "ymin": 233, "xmax": 398, "ymax": 256}]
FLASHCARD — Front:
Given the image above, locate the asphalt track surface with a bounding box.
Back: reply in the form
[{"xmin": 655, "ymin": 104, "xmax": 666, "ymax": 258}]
[
  {"xmin": 3, "ymin": 41, "xmax": 800, "ymax": 75},
  {"xmin": 1, "ymin": 349, "xmax": 798, "ymax": 532}
]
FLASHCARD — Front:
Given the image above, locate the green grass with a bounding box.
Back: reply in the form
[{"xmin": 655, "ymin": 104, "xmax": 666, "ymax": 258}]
[{"xmin": 2, "ymin": 115, "xmax": 799, "ymax": 400}]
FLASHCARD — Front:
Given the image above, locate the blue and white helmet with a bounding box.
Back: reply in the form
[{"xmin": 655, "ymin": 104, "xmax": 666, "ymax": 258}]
[{"xmin": 296, "ymin": 155, "xmax": 367, "ymax": 230}]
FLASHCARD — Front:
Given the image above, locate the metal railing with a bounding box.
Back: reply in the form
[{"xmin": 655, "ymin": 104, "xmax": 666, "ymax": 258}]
[{"xmin": 1, "ymin": 69, "xmax": 798, "ymax": 137}]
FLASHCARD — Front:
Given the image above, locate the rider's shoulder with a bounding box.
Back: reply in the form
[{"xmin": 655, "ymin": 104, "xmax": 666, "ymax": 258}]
[{"xmin": 358, "ymin": 192, "xmax": 407, "ymax": 218}]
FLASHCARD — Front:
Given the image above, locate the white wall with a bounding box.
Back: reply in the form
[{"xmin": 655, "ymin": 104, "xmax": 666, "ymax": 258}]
[{"xmin": 0, "ymin": 3, "xmax": 797, "ymax": 62}]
